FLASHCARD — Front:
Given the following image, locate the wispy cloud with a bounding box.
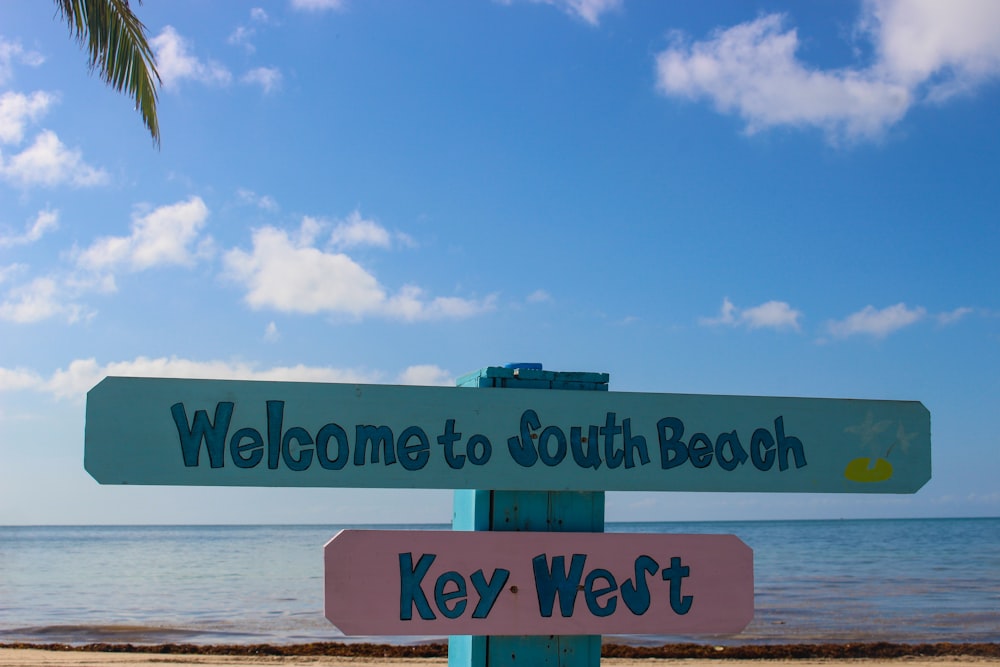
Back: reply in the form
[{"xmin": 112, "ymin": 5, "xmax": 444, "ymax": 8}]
[
  {"xmin": 499, "ymin": 0, "xmax": 622, "ymax": 26},
  {"xmin": 701, "ymin": 297, "xmax": 802, "ymax": 331},
  {"xmin": 327, "ymin": 210, "xmax": 416, "ymax": 250},
  {"xmin": 0, "ymin": 209, "xmax": 58, "ymax": 248},
  {"xmin": 826, "ymin": 302, "xmax": 926, "ymax": 338},
  {"xmin": 527, "ymin": 289, "xmax": 553, "ymax": 304},
  {"xmin": 0, "ymin": 356, "xmax": 451, "ymax": 400},
  {"xmin": 236, "ymin": 188, "xmax": 279, "ymax": 212},
  {"xmin": 152, "ymin": 26, "xmax": 233, "ymax": 90},
  {"xmin": 242, "ymin": 66, "xmax": 283, "ymax": 94},
  {"xmin": 655, "ymin": 0, "xmax": 1000, "ymax": 143},
  {"xmin": 937, "ymin": 306, "xmax": 974, "ymax": 325},
  {"xmin": 0, "ymin": 91, "xmax": 55, "ymax": 144},
  {"xmin": 0, "ymin": 37, "xmax": 44, "ymax": 85},
  {"xmin": 289, "ymin": 0, "xmax": 347, "ymax": 11},
  {"xmin": 0, "ymin": 276, "xmax": 88, "ymax": 324},
  {"xmin": 228, "ymin": 8, "xmax": 272, "ymax": 54}
]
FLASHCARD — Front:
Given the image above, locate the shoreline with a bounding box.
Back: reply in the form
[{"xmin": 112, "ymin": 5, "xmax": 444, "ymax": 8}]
[{"xmin": 3, "ymin": 641, "xmax": 1000, "ymax": 659}]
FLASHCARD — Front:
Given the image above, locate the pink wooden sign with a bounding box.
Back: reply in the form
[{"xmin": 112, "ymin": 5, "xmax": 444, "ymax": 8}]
[{"xmin": 324, "ymin": 530, "xmax": 753, "ymax": 636}]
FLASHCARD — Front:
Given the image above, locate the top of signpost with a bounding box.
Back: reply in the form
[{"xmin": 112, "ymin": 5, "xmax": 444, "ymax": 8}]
[{"xmin": 456, "ymin": 365, "xmax": 610, "ymax": 391}]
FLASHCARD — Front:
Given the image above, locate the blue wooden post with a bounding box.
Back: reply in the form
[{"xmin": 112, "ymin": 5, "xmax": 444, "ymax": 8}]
[{"xmin": 450, "ymin": 364, "xmax": 609, "ymax": 667}]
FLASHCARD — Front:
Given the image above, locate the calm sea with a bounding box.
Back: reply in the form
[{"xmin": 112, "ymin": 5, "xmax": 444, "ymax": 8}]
[{"xmin": 1, "ymin": 518, "xmax": 998, "ymax": 646}]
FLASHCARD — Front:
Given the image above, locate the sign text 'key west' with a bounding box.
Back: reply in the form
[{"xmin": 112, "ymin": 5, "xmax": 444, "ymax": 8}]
[{"xmin": 324, "ymin": 530, "xmax": 753, "ymax": 636}]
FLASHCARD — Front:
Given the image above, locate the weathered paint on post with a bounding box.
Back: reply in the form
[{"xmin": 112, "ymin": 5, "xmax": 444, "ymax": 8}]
[
  {"xmin": 324, "ymin": 530, "xmax": 754, "ymax": 636},
  {"xmin": 85, "ymin": 376, "xmax": 932, "ymax": 493}
]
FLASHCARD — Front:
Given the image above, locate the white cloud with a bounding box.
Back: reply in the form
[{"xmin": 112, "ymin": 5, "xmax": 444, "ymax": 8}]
[
  {"xmin": 827, "ymin": 302, "xmax": 926, "ymax": 338},
  {"xmin": 701, "ymin": 297, "xmax": 801, "ymax": 331},
  {"xmin": 264, "ymin": 320, "xmax": 280, "ymax": 342},
  {"xmin": 151, "ymin": 26, "xmax": 232, "ymax": 90},
  {"xmin": 290, "ymin": 0, "xmax": 346, "ymax": 11},
  {"xmin": 241, "ymin": 66, "xmax": 283, "ymax": 94},
  {"xmin": 329, "ymin": 210, "xmax": 392, "ymax": 249},
  {"xmin": 742, "ymin": 300, "xmax": 803, "ymax": 330},
  {"xmin": 75, "ymin": 197, "xmax": 211, "ymax": 273},
  {"xmin": 228, "ymin": 8, "xmax": 273, "ymax": 53},
  {"xmin": 0, "ymin": 366, "xmax": 44, "ymax": 391},
  {"xmin": 0, "ymin": 356, "xmax": 453, "ymax": 400},
  {"xmin": 0, "ymin": 38, "xmax": 44, "ymax": 85},
  {"xmin": 34, "ymin": 357, "xmax": 380, "ymax": 401},
  {"xmin": 395, "ymin": 364, "xmax": 453, "ymax": 386},
  {"xmin": 937, "ymin": 306, "xmax": 974, "ymax": 325},
  {"xmin": 870, "ymin": 0, "xmax": 1000, "ymax": 100},
  {"xmin": 227, "ymin": 26, "xmax": 256, "ymax": 53},
  {"xmin": 0, "ymin": 91, "xmax": 55, "ymax": 144},
  {"xmin": 223, "ymin": 218, "xmax": 495, "ymax": 321},
  {"xmin": 0, "ymin": 263, "xmax": 26, "ymax": 284},
  {"xmin": 655, "ymin": 0, "xmax": 1000, "ymax": 143},
  {"xmin": 0, "ymin": 130, "xmax": 109, "ymax": 188},
  {"xmin": 0, "ymin": 209, "xmax": 58, "ymax": 248},
  {"xmin": 236, "ymin": 188, "xmax": 279, "ymax": 211},
  {"xmin": 502, "ymin": 0, "xmax": 622, "ymax": 26},
  {"xmin": 0, "ymin": 276, "xmax": 85, "ymax": 324},
  {"xmin": 527, "ymin": 289, "xmax": 553, "ymax": 303}
]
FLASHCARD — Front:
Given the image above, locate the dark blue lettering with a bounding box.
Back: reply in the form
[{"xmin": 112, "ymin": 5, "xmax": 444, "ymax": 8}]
[
  {"xmin": 230, "ymin": 427, "xmax": 262, "ymax": 468},
  {"xmin": 437, "ymin": 419, "xmax": 464, "ymax": 469},
  {"xmin": 355, "ymin": 425, "xmax": 396, "ymax": 466},
  {"xmin": 507, "ymin": 410, "xmax": 540, "ymax": 467},
  {"xmin": 715, "ymin": 431, "xmax": 747, "ymax": 471},
  {"xmin": 434, "ymin": 571, "xmax": 467, "ymax": 619},
  {"xmin": 398, "ymin": 426, "xmax": 430, "ymax": 471},
  {"xmin": 470, "ymin": 568, "xmax": 509, "ymax": 619},
  {"xmin": 172, "ymin": 401, "xmax": 233, "ymax": 468},
  {"xmin": 316, "ymin": 423, "xmax": 349, "ymax": 470},
  {"xmin": 538, "ymin": 425, "xmax": 567, "ymax": 466},
  {"xmin": 689, "ymin": 433, "xmax": 713, "ymax": 468},
  {"xmin": 583, "ymin": 568, "xmax": 617, "ymax": 617},
  {"xmin": 620, "ymin": 555, "xmax": 659, "ymax": 615},
  {"xmin": 750, "ymin": 427, "xmax": 775, "ymax": 470},
  {"xmin": 622, "ymin": 418, "xmax": 649, "ymax": 469},
  {"xmin": 657, "ymin": 417, "xmax": 688, "ymax": 469},
  {"xmin": 532, "ymin": 553, "xmax": 586, "ymax": 618},
  {"xmin": 267, "ymin": 400, "xmax": 283, "ymax": 470},
  {"xmin": 661, "ymin": 556, "xmax": 693, "ymax": 615},
  {"xmin": 467, "ymin": 434, "xmax": 491, "ymax": 465},
  {"xmin": 570, "ymin": 425, "xmax": 602, "ymax": 470},
  {"xmin": 601, "ymin": 412, "xmax": 624, "ymax": 469},
  {"xmin": 281, "ymin": 426, "xmax": 313, "ymax": 471},
  {"xmin": 775, "ymin": 416, "xmax": 807, "ymax": 470},
  {"xmin": 399, "ymin": 552, "xmax": 436, "ymax": 621}
]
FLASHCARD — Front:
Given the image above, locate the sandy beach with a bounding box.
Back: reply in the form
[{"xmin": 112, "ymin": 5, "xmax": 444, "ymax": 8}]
[
  {"xmin": 3, "ymin": 650, "xmax": 1000, "ymax": 667},
  {"xmin": 3, "ymin": 644, "xmax": 1000, "ymax": 667}
]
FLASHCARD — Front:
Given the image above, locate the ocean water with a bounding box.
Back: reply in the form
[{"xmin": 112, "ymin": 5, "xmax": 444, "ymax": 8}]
[{"xmin": 0, "ymin": 518, "xmax": 997, "ymax": 646}]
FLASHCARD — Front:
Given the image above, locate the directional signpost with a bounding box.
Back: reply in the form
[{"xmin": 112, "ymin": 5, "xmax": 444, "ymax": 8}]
[{"xmin": 83, "ymin": 365, "xmax": 932, "ymax": 667}]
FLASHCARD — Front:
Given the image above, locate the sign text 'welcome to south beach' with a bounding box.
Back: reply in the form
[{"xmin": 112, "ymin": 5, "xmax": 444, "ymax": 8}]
[{"xmin": 85, "ymin": 377, "xmax": 931, "ymax": 494}]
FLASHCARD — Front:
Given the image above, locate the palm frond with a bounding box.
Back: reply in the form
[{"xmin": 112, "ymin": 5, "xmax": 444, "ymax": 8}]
[{"xmin": 54, "ymin": 0, "xmax": 161, "ymax": 147}]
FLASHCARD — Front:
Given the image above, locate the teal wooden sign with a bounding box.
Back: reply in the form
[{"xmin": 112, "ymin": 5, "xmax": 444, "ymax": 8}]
[{"xmin": 84, "ymin": 376, "xmax": 931, "ymax": 493}]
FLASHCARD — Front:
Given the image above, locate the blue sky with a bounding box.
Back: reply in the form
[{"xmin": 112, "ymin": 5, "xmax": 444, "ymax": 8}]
[{"xmin": 0, "ymin": 0, "xmax": 997, "ymax": 525}]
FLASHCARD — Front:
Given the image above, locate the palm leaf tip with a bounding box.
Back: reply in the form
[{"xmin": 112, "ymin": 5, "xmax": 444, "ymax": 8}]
[{"xmin": 55, "ymin": 0, "xmax": 162, "ymax": 147}]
